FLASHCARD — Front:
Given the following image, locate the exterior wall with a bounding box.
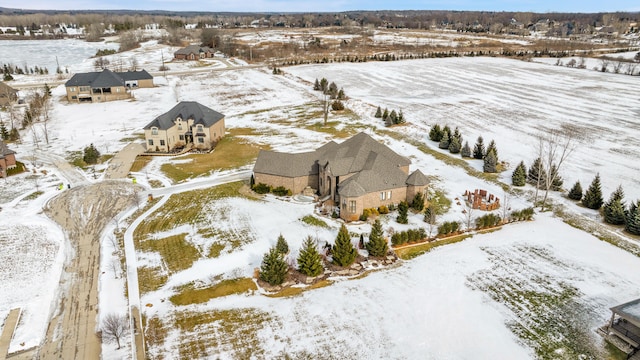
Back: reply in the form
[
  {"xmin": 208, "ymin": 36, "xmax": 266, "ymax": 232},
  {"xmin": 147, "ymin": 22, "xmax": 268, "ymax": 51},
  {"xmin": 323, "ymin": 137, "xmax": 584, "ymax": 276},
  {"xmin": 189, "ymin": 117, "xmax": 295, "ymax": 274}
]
[
  {"xmin": 145, "ymin": 129, "xmax": 171, "ymax": 152},
  {"xmin": 174, "ymin": 53, "xmax": 187, "ymax": 60},
  {"xmin": 340, "ymin": 186, "xmax": 407, "ymax": 221},
  {"xmin": 406, "ymin": 184, "xmax": 428, "ymax": 204},
  {"xmin": 254, "ymin": 172, "xmax": 315, "ymax": 194},
  {"xmin": 137, "ymin": 79, "xmax": 154, "ymax": 88},
  {"xmin": 206, "ymin": 119, "xmax": 225, "ymax": 144}
]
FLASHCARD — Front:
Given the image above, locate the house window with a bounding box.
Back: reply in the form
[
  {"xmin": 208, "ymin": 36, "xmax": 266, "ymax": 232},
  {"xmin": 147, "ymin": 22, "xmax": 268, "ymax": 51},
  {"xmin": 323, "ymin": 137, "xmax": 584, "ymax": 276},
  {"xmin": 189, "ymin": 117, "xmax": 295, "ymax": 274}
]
[
  {"xmin": 116, "ymin": 88, "xmax": 120, "ymax": 93},
  {"xmin": 70, "ymin": 87, "xmax": 76, "ymax": 92},
  {"xmin": 148, "ymin": 139, "xmax": 153, "ymax": 145},
  {"xmin": 198, "ymin": 137, "xmax": 204, "ymax": 143},
  {"xmin": 197, "ymin": 125, "xmax": 203, "ymax": 132},
  {"xmin": 179, "ymin": 135, "xmax": 184, "ymax": 141},
  {"xmin": 160, "ymin": 140, "xmax": 165, "ymax": 146},
  {"xmin": 349, "ymin": 200, "xmax": 356, "ymax": 213},
  {"xmin": 380, "ymin": 192, "xmax": 386, "ymax": 200},
  {"xmin": 151, "ymin": 127, "xmax": 158, "ymax": 135},
  {"xmin": 387, "ymin": 191, "xmax": 392, "ymax": 199},
  {"xmin": 80, "ymin": 86, "xmax": 90, "ymax": 92}
]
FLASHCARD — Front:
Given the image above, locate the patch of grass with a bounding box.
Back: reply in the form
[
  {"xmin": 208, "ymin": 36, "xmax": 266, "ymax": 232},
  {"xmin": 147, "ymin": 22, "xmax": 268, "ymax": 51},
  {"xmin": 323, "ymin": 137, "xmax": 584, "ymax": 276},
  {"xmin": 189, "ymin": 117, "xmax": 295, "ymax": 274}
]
[
  {"xmin": 170, "ymin": 278, "xmax": 257, "ymax": 305},
  {"xmin": 304, "ymin": 121, "xmax": 356, "ymax": 138},
  {"xmin": 300, "ymin": 215, "xmax": 330, "ymax": 228},
  {"xmin": 208, "ymin": 242, "xmax": 226, "ymax": 258},
  {"xmin": 266, "ymin": 280, "xmax": 333, "ymax": 298},
  {"xmin": 137, "ymin": 233, "xmax": 200, "ymax": 273},
  {"xmin": 129, "ymin": 156, "xmax": 153, "ymax": 172},
  {"xmin": 148, "ymin": 179, "xmax": 163, "ymax": 188},
  {"xmin": 395, "ymin": 233, "xmax": 473, "ymax": 260},
  {"xmin": 144, "ymin": 316, "xmax": 168, "ymax": 350},
  {"xmin": 23, "ymin": 190, "xmax": 43, "ymax": 200},
  {"xmin": 174, "ymin": 308, "xmax": 272, "ymax": 359},
  {"xmin": 138, "ymin": 266, "xmax": 168, "ymax": 294},
  {"xmin": 161, "ymin": 135, "xmax": 269, "ymax": 182},
  {"xmin": 120, "ymin": 133, "xmax": 145, "ymax": 142},
  {"xmin": 429, "ymin": 188, "xmax": 451, "ymax": 215}
]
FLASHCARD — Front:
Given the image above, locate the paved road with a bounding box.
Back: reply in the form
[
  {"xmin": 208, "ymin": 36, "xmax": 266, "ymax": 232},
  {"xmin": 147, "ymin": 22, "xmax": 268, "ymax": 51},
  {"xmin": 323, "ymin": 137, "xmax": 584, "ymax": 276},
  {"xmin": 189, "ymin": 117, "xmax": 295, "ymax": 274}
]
[{"xmin": 104, "ymin": 143, "xmax": 145, "ymax": 180}]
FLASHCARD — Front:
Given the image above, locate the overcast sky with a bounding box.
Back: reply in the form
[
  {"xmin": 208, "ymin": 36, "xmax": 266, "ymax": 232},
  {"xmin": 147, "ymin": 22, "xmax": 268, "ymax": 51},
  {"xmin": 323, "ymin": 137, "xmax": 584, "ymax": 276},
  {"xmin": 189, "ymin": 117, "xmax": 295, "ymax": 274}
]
[{"xmin": 3, "ymin": 0, "xmax": 639, "ymax": 13}]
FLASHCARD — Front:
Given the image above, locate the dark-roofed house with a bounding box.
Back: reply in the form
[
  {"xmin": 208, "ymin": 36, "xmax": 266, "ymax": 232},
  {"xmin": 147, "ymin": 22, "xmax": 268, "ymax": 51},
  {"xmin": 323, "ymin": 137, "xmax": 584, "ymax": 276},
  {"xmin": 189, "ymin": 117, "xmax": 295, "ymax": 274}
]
[
  {"xmin": 0, "ymin": 139, "xmax": 17, "ymax": 177},
  {"xmin": 174, "ymin": 45, "xmax": 215, "ymax": 60},
  {"xmin": 0, "ymin": 82, "xmax": 18, "ymax": 106},
  {"xmin": 604, "ymin": 298, "xmax": 640, "ymax": 356},
  {"xmin": 64, "ymin": 69, "xmax": 154, "ymax": 102},
  {"xmin": 253, "ymin": 132, "xmax": 429, "ymax": 221},
  {"xmin": 143, "ymin": 101, "xmax": 225, "ymax": 152}
]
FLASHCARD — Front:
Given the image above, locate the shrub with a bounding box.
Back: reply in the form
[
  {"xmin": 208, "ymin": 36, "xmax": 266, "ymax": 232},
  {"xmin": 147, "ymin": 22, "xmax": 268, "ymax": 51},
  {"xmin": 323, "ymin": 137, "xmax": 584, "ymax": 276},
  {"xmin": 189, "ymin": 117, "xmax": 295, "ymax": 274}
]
[
  {"xmin": 331, "ymin": 100, "xmax": 345, "ymax": 111},
  {"xmin": 378, "ymin": 205, "xmax": 389, "ymax": 214},
  {"xmin": 83, "ymin": 143, "xmax": 101, "ymax": 165},
  {"xmin": 391, "ymin": 228, "xmax": 427, "ymax": 246},
  {"xmin": 253, "ymin": 183, "xmax": 271, "ymax": 194},
  {"xmin": 271, "ymin": 186, "xmax": 291, "ymax": 196},
  {"xmin": 475, "ymin": 213, "xmax": 502, "ymax": 228},
  {"xmin": 438, "ymin": 221, "xmax": 460, "ymax": 235}
]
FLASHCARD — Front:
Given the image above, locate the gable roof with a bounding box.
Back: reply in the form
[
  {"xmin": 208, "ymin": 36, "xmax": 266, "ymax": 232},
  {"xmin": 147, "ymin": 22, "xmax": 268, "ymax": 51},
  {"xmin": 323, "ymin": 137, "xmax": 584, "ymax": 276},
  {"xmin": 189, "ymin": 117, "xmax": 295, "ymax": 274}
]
[
  {"xmin": 253, "ymin": 150, "xmax": 319, "ymax": 177},
  {"xmin": 0, "ymin": 139, "xmax": 16, "ymax": 159},
  {"xmin": 337, "ymin": 154, "xmax": 409, "ymax": 196},
  {"xmin": 0, "ymin": 82, "xmax": 18, "ymax": 95},
  {"xmin": 143, "ymin": 101, "xmax": 225, "ymax": 130},
  {"xmin": 65, "ymin": 69, "xmax": 153, "ymax": 87},
  {"xmin": 174, "ymin": 45, "xmax": 215, "ymax": 55},
  {"xmin": 406, "ymin": 169, "xmax": 430, "ymax": 186}
]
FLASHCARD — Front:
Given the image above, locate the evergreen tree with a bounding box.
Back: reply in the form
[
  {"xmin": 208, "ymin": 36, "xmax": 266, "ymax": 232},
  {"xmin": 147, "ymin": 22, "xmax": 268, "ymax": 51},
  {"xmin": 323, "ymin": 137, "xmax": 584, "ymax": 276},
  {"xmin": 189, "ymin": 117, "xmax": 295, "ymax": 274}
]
[
  {"xmin": 332, "ymin": 224, "xmax": 357, "ymax": 267},
  {"xmin": 83, "ymin": 143, "xmax": 101, "ymax": 164},
  {"xmin": 452, "ymin": 127, "xmax": 462, "ymax": 144},
  {"xmin": 442, "ymin": 125, "xmax": 451, "ymax": 140},
  {"xmin": 43, "ymin": 83, "xmax": 51, "ymax": 97},
  {"xmin": 389, "ymin": 110, "xmax": 398, "ymax": 124},
  {"xmin": 0, "ymin": 121, "xmax": 8, "ymax": 140},
  {"xmin": 448, "ymin": 136, "xmax": 461, "ymax": 154},
  {"xmin": 365, "ymin": 219, "xmax": 388, "ymax": 257},
  {"xmin": 259, "ymin": 247, "xmax": 288, "ymax": 285},
  {"xmin": 375, "ymin": 106, "xmax": 382, "ymax": 118},
  {"xmin": 384, "ymin": 115, "xmax": 393, "ymax": 127},
  {"xmin": 337, "ymin": 88, "xmax": 345, "ymax": 100},
  {"xmin": 582, "ymin": 173, "xmax": 604, "ymax": 210},
  {"xmin": 486, "ymin": 140, "xmax": 498, "ymax": 160},
  {"xmin": 438, "ymin": 132, "xmax": 450, "ymax": 149},
  {"xmin": 550, "ymin": 164, "xmax": 563, "ymax": 191},
  {"xmin": 604, "ymin": 186, "xmax": 627, "ymax": 225},
  {"xmin": 397, "ymin": 201, "xmax": 409, "ymax": 224},
  {"xmin": 382, "ymin": 108, "xmax": 389, "ymax": 119},
  {"xmin": 8, "ymin": 127, "xmax": 19, "ymax": 141},
  {"xmin": 527, "ymin": 157, "xmax": 547, "ymax": 188},
  {"xmin": 461, "ymin": 141, "xmax": 471, "ymax": 158},
  {"xmin": 429, "ymin": 124, "xmax": 443, "ymax": 141},
  {"xmin": 511, "ymin": 161, "xmax": 527, "ymax": 186},
  {"xmin": 313, "ymin": 78, "xmax": 320, "ymax": 90},
  {"xmin": 319, "ymin": 78, "xmax": 328, "ymax": 92},
  {"xmin": 626, "ymin": 201, "xmax": 640, "ymax": 235},
  {"xmin": 297, "ymin": 236, "xmax": 323, "ymax": 277},
  {"xmin": 397, "ymin": 110, "xmax": 405, "ymax": 124},
  {"xmin": 412, "ymin": 192, "xmax": 425, "ymax": 211},
  {"xmin": 568, "ymin": 181, "xmax": 583, "ymax": 201},
  {"xmin": 275, "ymin": 234, "xmax": 289, "ymax": 255},
  {"xmin": 483, "ymin": 149, "xmax": 497, "ymax": 173},
  {"xmin": 473, "ymin": 136, "xmax": 485, "ymax": 159}
]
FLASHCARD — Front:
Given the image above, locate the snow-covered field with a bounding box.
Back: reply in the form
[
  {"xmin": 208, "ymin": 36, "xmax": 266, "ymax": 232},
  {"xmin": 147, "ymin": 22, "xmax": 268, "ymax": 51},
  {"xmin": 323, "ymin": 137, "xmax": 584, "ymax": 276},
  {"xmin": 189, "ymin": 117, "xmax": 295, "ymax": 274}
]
[{"xmin": 1, "ymin": 39, "xmax": 640, "ymax": 359}]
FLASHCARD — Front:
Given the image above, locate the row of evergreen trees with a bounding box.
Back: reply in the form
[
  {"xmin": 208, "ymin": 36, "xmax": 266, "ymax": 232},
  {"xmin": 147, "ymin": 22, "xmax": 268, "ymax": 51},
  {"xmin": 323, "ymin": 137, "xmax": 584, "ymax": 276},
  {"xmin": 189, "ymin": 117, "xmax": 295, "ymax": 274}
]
[
  {"xmin": 374, "ymin": 106, "xmax": 405, "ymax": 126},
  {"xmin": 566, "ymin": 175, "xmax": 640, "ymax": 235},
  {"xmin": 511, "ymin": 158, "xmax": 563, "ymax": 190},
  {"xmin": 428, "ymin": 124, "xmax": 499, "ymax": 173},
  {"xmin": 3, "ymin": 63, "xmax": 50, "ymax": 78},
  {"xmin": 259, "ymin": 221, "xmax": 389, "ymax": 286},
  {"xmin": 313, "ymin": 77, "xmax": 346, "ymax": 100}
]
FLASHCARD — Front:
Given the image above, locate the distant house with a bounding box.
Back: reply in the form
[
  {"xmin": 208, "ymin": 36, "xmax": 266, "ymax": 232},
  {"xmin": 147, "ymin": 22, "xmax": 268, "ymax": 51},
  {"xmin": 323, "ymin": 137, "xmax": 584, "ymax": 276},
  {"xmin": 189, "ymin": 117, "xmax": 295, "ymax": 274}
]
[
  {"xmin": 0, "ymin": 82, "xmax": 18, "ymax": 106},
  {"xmin": 174, "ymin": 45, "xmax": 215, "ymax": 60},
  {"xmin": 603, "ymin": 298, "xmax": 640, "ymax": 356},
  {"xmin": 0, "ymin": 139, "xmax": 17, "ymax": 177},
  {"xmin": 143, "ymin": 101, "xmax": 225, "ymax": 152},
  {"xmin": 64, "ymin": 69, "xmax": 153, "ymax": 103},
  {"xmin": 253, "ymin": 132, "xmax": 429, "ymax": 221}
]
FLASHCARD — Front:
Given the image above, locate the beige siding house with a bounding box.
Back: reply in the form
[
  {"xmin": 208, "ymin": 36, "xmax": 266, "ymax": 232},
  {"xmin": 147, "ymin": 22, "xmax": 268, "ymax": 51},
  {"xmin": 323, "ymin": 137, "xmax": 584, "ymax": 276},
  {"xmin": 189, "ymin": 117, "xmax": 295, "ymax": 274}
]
[
  {"xmin": 0, "ymin": 139, "xmax": 17, "ymax": 177},
  {"xmin": 174, "ymin": 45, "xmax": 215, "ymax": 60},
  {"xmin": 253, "ymin": 132, "xmax": 429, "ymax": 221},
  {"xmin": 65, "ymin": 69, "xmax": 153, "ymax": 102},
  {"xmin": 143, "ymin": 101, "xmax": 225, "ymax": 152}
]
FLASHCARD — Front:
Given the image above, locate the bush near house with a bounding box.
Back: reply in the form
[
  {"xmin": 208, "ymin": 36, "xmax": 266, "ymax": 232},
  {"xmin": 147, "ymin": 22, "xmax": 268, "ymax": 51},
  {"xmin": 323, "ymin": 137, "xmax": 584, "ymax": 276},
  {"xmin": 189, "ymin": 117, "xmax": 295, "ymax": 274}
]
[{"xmin": 391, "ymin": 228, "xmax": 428, "ymax": 246}]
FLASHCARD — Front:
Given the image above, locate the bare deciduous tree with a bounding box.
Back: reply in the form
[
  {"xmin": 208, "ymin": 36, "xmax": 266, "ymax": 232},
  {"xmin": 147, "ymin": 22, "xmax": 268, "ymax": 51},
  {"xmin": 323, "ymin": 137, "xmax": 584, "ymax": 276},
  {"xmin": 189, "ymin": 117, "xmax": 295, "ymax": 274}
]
[
  {"xmin": 539, "ymin": 125, "xmax": 581, "ymax": 211},
  {"xmin": 100, "ymin": 313, "xmax": 128, "ymax": 349}
]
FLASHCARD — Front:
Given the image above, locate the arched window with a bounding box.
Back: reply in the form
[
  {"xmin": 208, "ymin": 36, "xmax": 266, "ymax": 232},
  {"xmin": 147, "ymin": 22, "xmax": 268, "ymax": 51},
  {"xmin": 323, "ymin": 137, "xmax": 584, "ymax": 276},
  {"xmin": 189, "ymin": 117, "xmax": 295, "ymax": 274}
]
[{"xmin": 151, "ymin": 127, "xmax": 158, "ymax": 135}]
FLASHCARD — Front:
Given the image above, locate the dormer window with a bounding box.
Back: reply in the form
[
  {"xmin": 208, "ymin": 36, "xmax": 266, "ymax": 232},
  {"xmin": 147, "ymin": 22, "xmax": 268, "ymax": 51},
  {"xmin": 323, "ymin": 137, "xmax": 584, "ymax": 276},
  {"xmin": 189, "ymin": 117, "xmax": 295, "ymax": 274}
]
[
  {"xmin": 197, "ymin": 125, "xmax": 204, "ymax": 132},
  {"xmin": 178, "ymin": 124, "xmax": 183, "ymax": 130},
  {"xmin": 151, "ymin": 127, "xmax": 158, "ymax": 135}
]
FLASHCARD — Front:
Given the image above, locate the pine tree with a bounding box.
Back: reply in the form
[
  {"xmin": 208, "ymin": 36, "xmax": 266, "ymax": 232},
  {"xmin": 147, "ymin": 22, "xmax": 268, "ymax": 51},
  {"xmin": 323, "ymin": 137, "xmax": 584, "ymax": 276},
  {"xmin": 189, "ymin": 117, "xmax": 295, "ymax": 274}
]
[
  {"xmin": 626, "ymin": 201, "xmax": 640, "ymax": 235},
  {"xmin": 438, "ymin": 132, "xmax": 450, "ymax": 149},
  {"xmin": 365, "ymin": 219, "xmax": 388, "ymax": 257},
  {"xmin": 461, "ymin": 141, "xmax": 471, "ymax": 158},
  {"xmin": 483, "ymin": 149, "xmax": 497, "ymax": 173},
  {"xmin": 511, "ymin": 161, "xmax": 527, "ymax": 186},
  {"xmin": 0, "ymin": 121, "xmax": 9, "ymax": 140},
  {"xmin": 382, "ymin": 108, "xmax": 389, "ymax": 119},
  {"xmin": 375, "ymin": 106, "xmax": 382, "ymax": 118},
  {"xmin": 604, "ymin": 186, "xmax": 626, "ymax": 225},
  {"xmin": 9, "ymin": 127, "xmax": 19, "ymax": 141},
  {"xmin": 389, "ymin": 110, "xmax": 398, "ymax": 124},
  {"xmin": 397, "ymin": 110, "xmax": 405, "ymax": 124},
  {"xmin": 319, "ymin": 78, "xmax": 328, "ymax": 92},
  {"xmin": 568, "ymin": 181, "xmax": 583, "ymax": 201},
  {"xmin": 259, "ymin": 247, "xmax": 288, "ymax": 286},
  {"xmin": 83, "ymin": 143, "xmax": 101, "ymax": 164},
  {"xmin": 582, "ymin": 174, "xmax": 604, "ymax": 210},
  {"xmin": 452, "ymin": 127, "xmax": 462, "ymax": 145},
  {"xmin": 448, "ymin": 136, "xmax": 461, "ymax": 153},
  {"xmin": 527, "ymin": 157, "xmax": 547, "ymax": 188},
  {"xmin": 332, "ymin": 224, "xmax": 357, "ymax": 267},
  {"xmin": 550, "ymin": 164, "xmax": 563, "ymax": 191},
  {"xmin": 337, "ymin": 88, "xmax": 345, "ymax": 100},
  {"xmin": 412, "ymin": 192, "xmax": 425, "ymax": 211},
  {"xmin": 486, "ymin": 140, "xmax": 498, "ymax": 160},
  {"xmin": 473, "ymin": 136, "xmax": 485, "ymax": 159},
  {"xmin": 429, "ymin": 124, "xmax": 443, "ymax": 141},
  {"xmin": 276, "ymin": 234, "xmax": 289, "ymax": 255},
  {"xmin": 313, "ymin": 78, "xmax": 320, "ymax": 90},
  {"xmin": 442, "ymin": 125, "xmax": 451, "ymax": 140},
  {"xmin": 297, "ymin": 236, "xmax": 323, "ymax": 277},
  {"xmin": 397, "ymin": 201, "xmax": 409, "ymax": 224}
]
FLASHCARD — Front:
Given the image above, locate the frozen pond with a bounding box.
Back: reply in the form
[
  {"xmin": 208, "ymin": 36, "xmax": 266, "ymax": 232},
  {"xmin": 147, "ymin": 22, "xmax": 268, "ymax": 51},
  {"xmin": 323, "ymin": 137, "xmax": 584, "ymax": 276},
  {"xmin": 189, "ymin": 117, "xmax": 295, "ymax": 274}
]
[{"xmin": 0, "ymin": 39, "xmax": 119, "ymax": 73}]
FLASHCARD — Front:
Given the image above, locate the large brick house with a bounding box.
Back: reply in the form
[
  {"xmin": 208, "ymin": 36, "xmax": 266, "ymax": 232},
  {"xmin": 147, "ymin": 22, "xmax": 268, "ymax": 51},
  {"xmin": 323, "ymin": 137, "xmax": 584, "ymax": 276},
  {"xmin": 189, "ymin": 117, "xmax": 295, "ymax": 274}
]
[
  {"xmin": 143, "ymin": 101, "xmax": 225, "ymax": 152},
  {"xmin": 253, "ymin": 132, "xmax": 429, "ymax": 221},
  {"xmin": 64, "ymin": 69, "xmax": 153, "ymax": 102},
  {"xmin": 0, "ymin": 139, "xmax": 17, "ymax": 177},
  {"xmin": 174, "ymin": 45, "xmax": 215, "ymax": 60}
]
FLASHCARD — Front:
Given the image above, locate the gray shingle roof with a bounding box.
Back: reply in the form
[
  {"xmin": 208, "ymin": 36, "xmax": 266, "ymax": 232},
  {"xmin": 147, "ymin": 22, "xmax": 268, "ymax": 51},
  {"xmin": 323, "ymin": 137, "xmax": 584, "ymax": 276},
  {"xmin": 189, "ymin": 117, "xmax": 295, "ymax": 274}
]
[
  {"xmin": 0, "ymin": 139, "xmax": 16, "ymax": 158},
  {"xmin": 174, "ymin": 45, "xmax": 215, "ymax": 55},
  {"xmin": 337, "ymin": 155, "xmax": 409, "ymax": 196},
  {"xmin": 65, "ymin": 69, "xmax": 153, "ymax": 87},
  {"xmin": 253, "ymin": 150, "xmax": 319, "ymax": 177},
  {"xmin": 143, "ymin": 101, "xmax": 225, "ymax": 130},
  {"xmin": 406, "ymin": 169, "xmax": 429, "ymax": 186}
]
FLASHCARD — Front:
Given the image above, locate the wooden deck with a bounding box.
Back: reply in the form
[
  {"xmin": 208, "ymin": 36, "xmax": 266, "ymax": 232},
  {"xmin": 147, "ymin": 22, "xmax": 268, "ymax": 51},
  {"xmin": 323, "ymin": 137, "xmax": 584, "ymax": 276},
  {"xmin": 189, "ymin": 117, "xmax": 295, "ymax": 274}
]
[{"xmin": 611, "ymin": 320, "xmax": 640, "ymax": 348}]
